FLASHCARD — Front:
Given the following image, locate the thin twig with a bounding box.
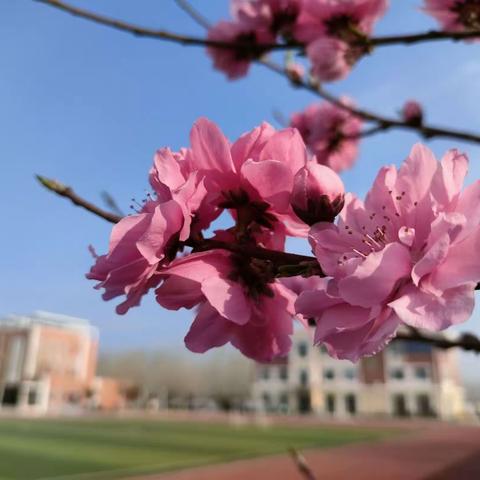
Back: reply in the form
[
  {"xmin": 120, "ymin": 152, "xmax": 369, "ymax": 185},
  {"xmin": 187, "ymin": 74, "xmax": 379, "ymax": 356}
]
[
  {"xmin": 36, "ymin": 174, "xmax": 318, "ymax": 267},
  {"xmin": 36, "ymin": 175, "xmax": 122, "ymax": 223},
  {"xmin": 34, "ymin": 0, "xmax": 289, "ymax": 51},
  {"xmin": 35, "ymin": 0, "xmax": 480, "ymax": 49},
  {"xmin": 396, "ymin": 326, "xmax": 480, "ymax": 353},
  {"xmin": 36, "ymin": 0, "xmax": 480, "ymax": 145},
  {"xmin": 261, "ymin": 58, "xmax": 480, "ymax": 144},
  {"xmin": 101, "ymin": 191, "xmax": 125, "ymax": 218},
  {"xmin": 370, "ymin": 29, "xmax": 480, "ymax": 47},
  {"xmin": 173, "ymin": 0, "xmax": 211, "ymax": 30},
  {"xmin": 289, "ymin": 449, "xmax": 317, "ymax": 480}
]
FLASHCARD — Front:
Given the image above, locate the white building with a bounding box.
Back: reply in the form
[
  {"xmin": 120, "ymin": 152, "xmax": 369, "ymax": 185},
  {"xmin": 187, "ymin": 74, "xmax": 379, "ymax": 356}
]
[{"xmin": 252, "ymin": 328, "xmax": 466, "ymax": 420}]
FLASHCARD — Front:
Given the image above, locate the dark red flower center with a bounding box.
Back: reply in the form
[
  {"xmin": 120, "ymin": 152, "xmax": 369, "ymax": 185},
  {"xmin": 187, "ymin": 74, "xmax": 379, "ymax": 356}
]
[
  {"xmin": 454, "ymin": 1, "xmax": 480, "ymax": 29},
  {"xmin": 228, "ymin": 254, "xmax": 275, "ymax": 300},
  {"xmin": 271, "ymin": 6, "xmax": 300, "ymax": 39},
  {"xmin": 233, "ymin": 32, "xmax": 270, "ymax": 61}
]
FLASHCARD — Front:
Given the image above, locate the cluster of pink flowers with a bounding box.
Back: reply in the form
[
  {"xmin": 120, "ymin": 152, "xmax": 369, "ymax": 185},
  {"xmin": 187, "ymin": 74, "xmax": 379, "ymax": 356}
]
[
  {"xmin": 89, "ymin": 119, "xmax": 312, "ymax": 361},
  {"xmin": 207, "ymin": 0, "xmax": 389, "ymax": 81},
  {"xmin": 290, "ymin": 98, "xmax": 363, "ymax": 172},
  {"xmin": 423, "ymin": 0, "xmax": 480, "ymax": 36},
  {"xmin": 297, "ymin": 144, "xmax": 480, "ymax": 360},
  {"xmin": 89, "ymin": 118, "xmax": 480, "ymax": 363}
]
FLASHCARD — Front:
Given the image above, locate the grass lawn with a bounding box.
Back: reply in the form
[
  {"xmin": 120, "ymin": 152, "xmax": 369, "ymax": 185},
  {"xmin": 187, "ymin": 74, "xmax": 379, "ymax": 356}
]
[{"xmin": 0, "ymin": 416, "xmax": 397, "ymax": 480}]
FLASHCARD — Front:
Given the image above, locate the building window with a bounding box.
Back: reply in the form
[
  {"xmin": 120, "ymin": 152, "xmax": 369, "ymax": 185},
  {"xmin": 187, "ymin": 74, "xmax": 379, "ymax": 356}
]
[
  {"xmin": 279, "ymin": 393, "xmax": 289, "ymax": 410},
  {"xmin": 298, "ymin": 342, "xmax": 308, "ymax": 357},
  {"xmin": 416, "ymin": 394, "xmax": 435, "ymax": 417},
  {"xmin": 345, "ymin": 394, "xmax": 357, "ymax": 415},
  {"xmin": 28, "ymin": 389, "xmax": 37, "ymax": 406},
  {"xmin": 279, "ymin": 365, "xmax": 288, "ymax": 381},
  {"xmin": 260, "ymin": 367, "xmax": 270, "ymax": 380},
  {"xmin": 392, "ymin": 394, "xmax": 409, "ymax": 417},
  {"xmin": 262, "ymin": 393, "xmax": 272, "ymax": 410},
  {"xmin": 344, "ymin": 369, "xmax": 356, "ymax": 380},
  {"xmin": 1, "ymin": 385, "xmax": 19, "ymax": 406},
  {"xmin": 325, "ymin": 393, "xmax": 335, "ymax": 414},
  {"xmin": 299, "ymin": 369, "xmax": 309, "ymax": 387},
  {"xmin": 323, "ymin": 369, "xmax": 335, "ymax": 380},
  {"xmin": 390, "ymin": 368, "xmax": 404, "ymax": 380},
  {"xmin": 415, "ymin": 366, "xmax": 429, "ymax": 380}
]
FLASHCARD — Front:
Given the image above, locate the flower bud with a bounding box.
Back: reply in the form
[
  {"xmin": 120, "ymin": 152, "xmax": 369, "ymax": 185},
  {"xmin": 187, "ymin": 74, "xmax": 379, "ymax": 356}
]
[
  {"xmin": 291, "ymin": 162, "xmax": 345, "ymax": 225},
  {"xmin": 401, "ymin": 100, "xmax": 423, "ymax": 126},
  {"xmin": 286, "ymin": 62, "xmax": 305, "ymax": 84}
]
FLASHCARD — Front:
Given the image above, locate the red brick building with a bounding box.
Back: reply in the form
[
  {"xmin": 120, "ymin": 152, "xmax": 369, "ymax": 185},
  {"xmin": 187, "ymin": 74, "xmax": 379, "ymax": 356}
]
[{"xmin": 0, "ymin": 311, "xmax": 124, "ymax": 414}]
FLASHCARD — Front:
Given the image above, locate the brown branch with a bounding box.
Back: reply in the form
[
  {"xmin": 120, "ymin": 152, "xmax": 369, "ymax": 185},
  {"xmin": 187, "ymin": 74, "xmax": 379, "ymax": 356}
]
[
  {"xmin": 174, "ymin": 0, "xmax": 211, "ymax": 30},
  {"xmin": 261, "ymin": 59, "xmax": 480, "ymax": 144},
  {"xmin": 288, "ymin": 449, "xmax": 317, "ymax": 480},
  {"xmin": 34, "ymin": 0, "xmax": 289, "ymax": 51},
  {"xmin": 36, "ymin": 175, "xmax": 122, "ymax": 223},
  {"xmin": 370, "ymin": 29, "xmax": 480, "ymax": 47},
  {"xmin": 395, "ymin": 326, "xmax": 480, "ymax": 354},
  {"xmin": 36, "ymin": 0, "xmax": 480, "ymax": 145},
  {"xmin": 36, "ymin": 0, "xmax": 480, "ymax": 50},
  {"xmin": 175, "ymin": 0, "xmax": 480, "ymax": 145},
  {"xmin": 36, "ymin": 174, "xmax": 319, "ymax": 270}
]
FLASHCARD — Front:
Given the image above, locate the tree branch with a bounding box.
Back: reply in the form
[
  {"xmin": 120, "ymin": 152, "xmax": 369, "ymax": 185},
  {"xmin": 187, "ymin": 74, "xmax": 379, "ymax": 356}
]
[
  {"xmin": 36, "ymin": 0, "xmax": 480, "ymax": 49},
  {"xmin": 261, "ymin": 59, "xmax": 480, "ymax": 144},
  {"xmin": 35, "ymin": 174, "xmax": 319, "ymax": 270},
  {"xmin": 34, "ymin": 0, "xmax": 289, "ymax": 51},
  {"xmin": 288, "ymin": 449, "xmax": 317, "ymax": 480},
  {"xmin": 395, "ymin": 326, "xmax": 480, "ymax": 354},
  {"xmin": 370, "ymin": 29, "xmax": 480, "ymax": 47},
  {"xmin": 173, "ymin": 0, "xmax": 211, "ymax": 30},
  {"xmin": 36, "ymin": 0, "xmax": 480, "ymax": 145},
  {"xmin": 36, "ymin": 175, "xmax": 122, "ymax": 224}
]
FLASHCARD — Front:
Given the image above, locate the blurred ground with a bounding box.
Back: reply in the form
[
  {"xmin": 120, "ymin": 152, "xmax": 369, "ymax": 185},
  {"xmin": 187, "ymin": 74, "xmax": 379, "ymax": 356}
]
[
  {"xmin": 134, "ymin": 422, "xmax": 480, "ymax": 480},
  {"xmin": 0, "ymin": 413, "xmax": 478, "ymax": 479},
  {"xmin": 0, "ymin": 414, "xmax": 396, "ymax": 480}
]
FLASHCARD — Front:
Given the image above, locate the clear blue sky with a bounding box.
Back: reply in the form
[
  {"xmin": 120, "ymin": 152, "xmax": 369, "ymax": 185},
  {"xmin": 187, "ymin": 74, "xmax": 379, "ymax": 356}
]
[{"xmin": 1, "ymin": 0, "xmax": 480, "ymax": 367}]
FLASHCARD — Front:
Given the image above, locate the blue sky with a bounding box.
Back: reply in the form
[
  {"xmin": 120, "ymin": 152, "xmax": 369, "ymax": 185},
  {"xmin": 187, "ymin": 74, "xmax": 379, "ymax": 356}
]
[{"xmin": 2, "ymin": 0, "xmax": 480, "ymax": 373}]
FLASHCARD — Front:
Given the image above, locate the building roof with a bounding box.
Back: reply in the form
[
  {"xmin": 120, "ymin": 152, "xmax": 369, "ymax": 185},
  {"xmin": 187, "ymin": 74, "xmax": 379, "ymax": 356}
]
[{"xmin": 0, "ymin": 311, "xmax": 99, "ymax": 339}]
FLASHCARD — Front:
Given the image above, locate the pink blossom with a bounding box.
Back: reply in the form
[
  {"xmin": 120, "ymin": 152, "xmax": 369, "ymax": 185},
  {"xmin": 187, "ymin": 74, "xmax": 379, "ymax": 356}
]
[
  {"xmin": 296, "ymin": 144, "xmax": 480, "ymax": 361},
  {"xmin": 423, "ymin": 1, "xmax": 480, "ymax": 37},
  {"xmin": 291, "ymin": 161, "xmax": 345, "ymax": 225},
  {"xmin": 295, "ymin": 0, "xmax": 389, "ymax": 43},
  {"xmin": 232, "ymin": 0, "xmax": 303, "ymax": 39},
  {"xmin": 290, "ymin": 103, "xmax": 322, "ymax": 141},
  {"xmin": 290, "ymin": 99, "xmax": 363, "ymax": 172},
  {"xmin": 87, "ymin": 200, "xmax": 184, "ymax": 315},
  {"xmin": 87, "ymin": 149, "xmax": 209, "ymax": 314},
  {"xmin": 401, "ymin": 100, "xmax": 424, "ymax": 125},
  {"xmin": 189, "ymin": 118, "xmax": 309, "ymax": 241},
  {"xmin": 306, "ymin": 37, "xmax": 357, "ymax": 82},
  {"xmin": 156, "ymin": 250, "xmax": 297, "ymax": 361},
  {"xmin": 207, "ymin": 21, "xmax": 274, "ymax": 79}
]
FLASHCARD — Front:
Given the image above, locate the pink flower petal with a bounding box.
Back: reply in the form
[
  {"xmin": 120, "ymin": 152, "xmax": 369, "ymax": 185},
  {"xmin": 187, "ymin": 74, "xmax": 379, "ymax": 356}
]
[
  {"xmin": 155, "ymin": 276, "xmax": 202, "ymax": 310},
  {"xmin": 201, "ymin": 276, "xmax": 251, "ymax": 325},
  {"xmin": 240, "ymin": 159, "xmax": 294, "ymax": 212},
  {"xmin": 389, "ymin": 283, "xmax": 475, "ymax": 331},
  {"xmin": 338, "ymin": 243, "xmax": 412, "ymax": 308},
  {"xmin": 185, "ymin": 303, "xmax": 231, "ymax": 353}
]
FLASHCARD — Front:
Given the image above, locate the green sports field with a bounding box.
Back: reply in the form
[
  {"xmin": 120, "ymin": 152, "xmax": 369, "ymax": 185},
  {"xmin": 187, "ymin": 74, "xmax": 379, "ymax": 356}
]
[{"xmin": 0, "ymin": 417, "xmax": 396, "ymax": 480}]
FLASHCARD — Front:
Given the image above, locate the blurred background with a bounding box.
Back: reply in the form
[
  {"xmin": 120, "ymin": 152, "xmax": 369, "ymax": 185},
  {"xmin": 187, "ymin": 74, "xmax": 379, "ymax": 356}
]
[{"xmin": 1, "ymin": 1, "xmax": 480, "ymax": 479}]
